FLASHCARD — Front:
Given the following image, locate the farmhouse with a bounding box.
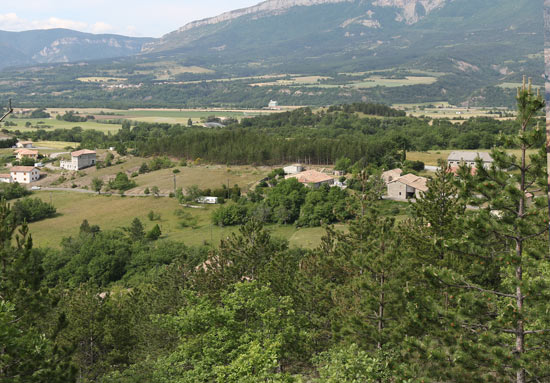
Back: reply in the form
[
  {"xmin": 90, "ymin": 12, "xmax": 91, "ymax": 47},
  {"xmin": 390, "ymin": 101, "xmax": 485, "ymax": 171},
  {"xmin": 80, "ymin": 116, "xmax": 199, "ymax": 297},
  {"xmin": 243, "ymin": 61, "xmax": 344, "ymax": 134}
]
[
  {"xmin": 387, "ymin": 173, "xmax": 428, "ymax": 200},
  {"xmin": 16, "ymin": 141, "xmax": 34, "ymax": 148},
  {"xmin": 60, "ymin": 149, "xmax": 96, "ymax": 170},
  {"xmin": 382, "ymin": 168, "xmax": 403, "ymax": 184},
  {"xmin": 447, "ymin": 151, "xmax": 493, "ymax": 169},
  {"xmin": 268, "ymin": 100, "xmax": 280, "ymax": 110},
  {"xmin": 10, "ymin": 166, "xmax": 40, "ymax": 184},
  {"xmin": 0, "ymin": 173, "xmax": 11, "ymax": 183},
  {"xmin": 285, "ymin": 169, "xmax": 335, "ymax": 188},
  {"xmin": 15, "ymin": 148, "xmax": 38, "ymax": 160},
  {"xmin": 197, "ymin": 196, "xmax": 219, "ymax": 204},
  {"xmin": 283, "ymin": 164, "xmax": 305, "ymax": 175}
]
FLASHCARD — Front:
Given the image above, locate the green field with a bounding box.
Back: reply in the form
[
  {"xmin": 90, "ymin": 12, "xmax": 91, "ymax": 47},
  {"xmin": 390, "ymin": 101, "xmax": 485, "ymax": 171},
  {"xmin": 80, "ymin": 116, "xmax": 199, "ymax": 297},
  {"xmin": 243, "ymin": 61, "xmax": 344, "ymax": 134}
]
[
  {"xmin": 350, "ymin": 75, "xmax": 438, "ymax": 88},
  {"xmin": 5, "ymin": 117, "xmax": 122, "ymax": 133},
  {"xmin": 27, "ymin": 191, "xmax": 336, "ymax": 249}
]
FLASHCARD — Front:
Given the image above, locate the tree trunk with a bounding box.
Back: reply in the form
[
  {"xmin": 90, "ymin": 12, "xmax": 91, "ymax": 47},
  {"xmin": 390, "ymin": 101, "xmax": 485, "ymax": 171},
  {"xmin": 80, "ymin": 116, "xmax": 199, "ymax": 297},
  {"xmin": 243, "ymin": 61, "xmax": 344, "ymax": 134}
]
[{"xmin": 378, "ymin": 272, "xmax": 385, "ymax": 350}]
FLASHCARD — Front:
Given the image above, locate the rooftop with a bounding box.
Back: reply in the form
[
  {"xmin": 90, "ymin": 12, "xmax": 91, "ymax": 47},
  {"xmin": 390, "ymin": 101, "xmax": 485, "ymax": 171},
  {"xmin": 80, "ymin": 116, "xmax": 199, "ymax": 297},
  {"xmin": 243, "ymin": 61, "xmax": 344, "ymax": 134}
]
[
  {"xmin": 382, "ymin": 168, "xmax": 403, "ymax": 176},
  {"xmin": 15, "ymin": 149, "xmax": 38, "ymax": 155},
  {"xmin": 71, "ymin": 149, "xmax": 96, "ymax": 157},
  {"xmin": 447, "ymin": 151, "xmax": 493, "ymax": 162},
  {"xmin": 286, "ymin": 169, "xmax": 335, "ymax": 184},
  {"xmin": 391, "ymin": 173, "xmax": 428, "ymax": 192},
  {"xmin": 10, "ymin": 166, "xmax": 37, "ymax": 173}
]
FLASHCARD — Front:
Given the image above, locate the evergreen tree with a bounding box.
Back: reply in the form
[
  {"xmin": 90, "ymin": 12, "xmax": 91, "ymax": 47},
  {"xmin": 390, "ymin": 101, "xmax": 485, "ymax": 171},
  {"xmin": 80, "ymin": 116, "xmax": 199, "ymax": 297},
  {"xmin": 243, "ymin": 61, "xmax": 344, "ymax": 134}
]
[{"xmin": 406, "ymin": 79, "xmax": 550, "ymax": 383}]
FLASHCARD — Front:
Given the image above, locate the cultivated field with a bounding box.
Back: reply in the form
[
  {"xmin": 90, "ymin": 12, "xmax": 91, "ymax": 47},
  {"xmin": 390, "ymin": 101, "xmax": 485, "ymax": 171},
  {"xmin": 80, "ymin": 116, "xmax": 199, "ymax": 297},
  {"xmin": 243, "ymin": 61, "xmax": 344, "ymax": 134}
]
[
  {"xmin": 77, "ymin": 77, "xmax": 128, "ymax": 83},
  {"xmin": 4, "ymin": 116, "xmax": 122, "ymax": 133},
  {"xmin": 393, "ymin": 104, "xmax": 513, "ymax": 119},
  {"xmin": 350, "ymin": 75, "xmax": 438, "ymax": 88}
]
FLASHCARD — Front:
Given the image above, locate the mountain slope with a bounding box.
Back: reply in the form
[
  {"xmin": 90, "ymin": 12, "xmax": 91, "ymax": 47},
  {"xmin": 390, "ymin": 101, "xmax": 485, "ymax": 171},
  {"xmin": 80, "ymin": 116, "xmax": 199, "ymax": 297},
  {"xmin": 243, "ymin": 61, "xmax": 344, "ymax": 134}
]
[
  {"xmin": 0, "ymin": 29, "xmax": 155, "ymax": 69},
  {"xmin": 0, "ymin": 0, "xmax": 543, "ymax": 108}
]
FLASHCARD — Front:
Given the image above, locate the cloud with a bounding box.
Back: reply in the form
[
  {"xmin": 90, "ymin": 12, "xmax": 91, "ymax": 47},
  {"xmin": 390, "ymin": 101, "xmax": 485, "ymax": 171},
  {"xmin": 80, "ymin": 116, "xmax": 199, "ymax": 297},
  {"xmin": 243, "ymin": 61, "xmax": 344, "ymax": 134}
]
[
  {"xmin": 0, "ymin": 13, "xmax": 114, "ymax": 34},
  {"xmin": 90, "ymin": 22, "xmax": 114, "ymax": 34}
]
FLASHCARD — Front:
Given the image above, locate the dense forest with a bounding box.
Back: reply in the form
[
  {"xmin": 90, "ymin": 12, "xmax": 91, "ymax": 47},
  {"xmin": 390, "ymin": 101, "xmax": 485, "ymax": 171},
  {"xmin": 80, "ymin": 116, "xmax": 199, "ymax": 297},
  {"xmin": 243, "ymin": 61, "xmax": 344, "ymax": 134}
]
[
  {"xmin": 7, "ymin": 103, "xmax": 532, "ymax": 166},
  {"xmin": 2, "ymin": 87, "xmax": 550, "ymax": 382}
]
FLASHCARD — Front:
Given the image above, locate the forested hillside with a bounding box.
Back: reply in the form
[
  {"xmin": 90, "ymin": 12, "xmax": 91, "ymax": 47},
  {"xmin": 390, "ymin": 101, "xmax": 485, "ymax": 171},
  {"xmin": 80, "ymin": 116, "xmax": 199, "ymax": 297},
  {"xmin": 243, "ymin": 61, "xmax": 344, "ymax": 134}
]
[{"xmin": 8, "ymin": 104, "xmax": 531, "ymax": 166}]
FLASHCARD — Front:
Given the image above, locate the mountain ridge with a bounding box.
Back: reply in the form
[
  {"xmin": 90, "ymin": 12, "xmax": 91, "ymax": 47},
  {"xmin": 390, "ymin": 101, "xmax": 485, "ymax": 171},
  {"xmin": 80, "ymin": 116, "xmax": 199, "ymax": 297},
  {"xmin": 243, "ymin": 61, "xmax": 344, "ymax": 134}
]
[
  {"xmin": 145, "ymin": 0, "xmax": 448, "ymax": 53},
  {"xmin": 0, "ymin": 28, "xmax": 155, "ymax": 69}
]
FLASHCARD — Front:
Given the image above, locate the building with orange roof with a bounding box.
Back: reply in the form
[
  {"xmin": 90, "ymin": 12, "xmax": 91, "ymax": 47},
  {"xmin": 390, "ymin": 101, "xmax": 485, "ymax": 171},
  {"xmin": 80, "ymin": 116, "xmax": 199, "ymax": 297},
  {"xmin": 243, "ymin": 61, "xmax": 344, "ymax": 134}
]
[
  {"xmin": 60, "ymin": 149, "xmax": 96, "ymax": 170},
  {"xmin": 285, "ymin": 169, "xmax": 335, "ymax": 188},
  {"xmin": 15, "ymin": 148, "xmax": 38, "ymax": 160},
  {"xmin": 387, "ymin": 173, "xmax": 428, "ymax": 200}
]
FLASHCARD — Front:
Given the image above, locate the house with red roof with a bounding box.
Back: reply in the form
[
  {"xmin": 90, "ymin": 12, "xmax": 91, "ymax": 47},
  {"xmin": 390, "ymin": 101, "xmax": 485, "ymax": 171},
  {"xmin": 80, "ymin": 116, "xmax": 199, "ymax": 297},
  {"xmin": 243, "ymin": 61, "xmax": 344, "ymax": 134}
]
[
  {"xmin": 285, "ymin": 169, "xmax": 335, "ymax": 188},
  {"xmin": 60, "ymin": 149, "xmax": 96, "ymax": 170}
]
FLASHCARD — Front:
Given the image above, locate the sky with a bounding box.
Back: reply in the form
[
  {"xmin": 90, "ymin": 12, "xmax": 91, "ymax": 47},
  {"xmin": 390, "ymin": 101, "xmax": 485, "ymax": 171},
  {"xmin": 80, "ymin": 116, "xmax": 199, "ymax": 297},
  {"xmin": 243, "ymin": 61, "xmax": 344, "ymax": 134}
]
[{"xmin": 0, "ymin": 0, "xmax": 260, "ymax": 37}]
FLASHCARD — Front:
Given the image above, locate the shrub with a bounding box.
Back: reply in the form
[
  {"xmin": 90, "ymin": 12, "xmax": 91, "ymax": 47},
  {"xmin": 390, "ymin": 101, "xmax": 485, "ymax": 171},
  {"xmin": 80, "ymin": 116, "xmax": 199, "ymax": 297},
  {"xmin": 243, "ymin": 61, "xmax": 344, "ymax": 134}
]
[
  {"xmin": 12, "ymin": 198, "xmax": 56, "ymax": 223},
  {"xmin": 211, "ymin": 204, "xmax": 249, "ymax": 226}
]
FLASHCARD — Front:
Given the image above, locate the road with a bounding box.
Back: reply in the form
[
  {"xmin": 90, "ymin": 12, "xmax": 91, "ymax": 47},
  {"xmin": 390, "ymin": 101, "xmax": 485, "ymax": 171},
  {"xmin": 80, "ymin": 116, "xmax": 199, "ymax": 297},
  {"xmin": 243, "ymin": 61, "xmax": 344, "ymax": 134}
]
[{"xmin": 38, "ymin": 187, "xmax": 171, "ymax": 197}]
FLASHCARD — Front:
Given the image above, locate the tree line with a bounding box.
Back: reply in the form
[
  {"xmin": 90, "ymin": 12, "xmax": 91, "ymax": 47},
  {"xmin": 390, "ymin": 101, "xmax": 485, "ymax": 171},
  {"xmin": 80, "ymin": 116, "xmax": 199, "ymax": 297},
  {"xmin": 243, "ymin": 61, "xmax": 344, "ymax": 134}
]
[{"xmin": 8, "ymin": 103, "xmax": 534, "ymax": 167}]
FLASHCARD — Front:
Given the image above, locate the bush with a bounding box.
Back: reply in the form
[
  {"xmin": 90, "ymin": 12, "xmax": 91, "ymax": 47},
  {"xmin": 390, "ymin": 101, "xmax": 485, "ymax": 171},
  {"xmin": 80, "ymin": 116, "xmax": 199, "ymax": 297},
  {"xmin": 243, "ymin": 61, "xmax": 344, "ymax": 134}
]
[
  {"xmin": 12, "ymin": 198, "xmax": 56, "ymax": 223},
  {"xmin": 109, "ymin": 172, "xmax": 136, "ymax": 191},
  {"xmin": 211, "ymin": 204, "xmax": 249, "ymax": 226},
  {"xmin": 146, "ymin": 224, "xmax": 162, "ymax": 240},
  {"xmin": 0, "ymin": 182, "xmax": 31, "ymax": 200}
]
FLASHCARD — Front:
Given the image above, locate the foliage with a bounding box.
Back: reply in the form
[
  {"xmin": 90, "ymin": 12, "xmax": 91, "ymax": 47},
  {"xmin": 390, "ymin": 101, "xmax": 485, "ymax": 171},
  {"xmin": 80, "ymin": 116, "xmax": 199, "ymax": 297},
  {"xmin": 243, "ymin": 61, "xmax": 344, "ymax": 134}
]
[
  {"xmin": 146, "ymin": 224, "xmax": 162, "ymax": 241},
  {"xmin": 315, "ymin": 344, "xmax": 393, "ymax": 383},
  {"xmin": 0, "ymin": 182, "xmax": 31, "ymax": 200},
  {"xmin": 12, "ymin": 197, "xmax": 56, "ymax": 223},
  {"xmin": 109, "ymin": 172, "xmax": 136, "ymax": 191},
  {"xmin": 152, "ymin": 282, "xmax": 299, "ymax": 383},
  {"xmin": 211, "ymin": 203, "xmax": 249, "ymax": 226}
]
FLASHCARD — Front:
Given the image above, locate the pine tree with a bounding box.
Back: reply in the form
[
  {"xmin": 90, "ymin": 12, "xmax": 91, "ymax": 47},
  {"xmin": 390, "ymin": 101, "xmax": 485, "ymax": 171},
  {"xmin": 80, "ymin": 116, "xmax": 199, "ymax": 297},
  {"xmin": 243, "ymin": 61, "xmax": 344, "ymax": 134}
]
[{"xmin": 407, "ymin": 79, "xmax": 550, "ymax": 382}]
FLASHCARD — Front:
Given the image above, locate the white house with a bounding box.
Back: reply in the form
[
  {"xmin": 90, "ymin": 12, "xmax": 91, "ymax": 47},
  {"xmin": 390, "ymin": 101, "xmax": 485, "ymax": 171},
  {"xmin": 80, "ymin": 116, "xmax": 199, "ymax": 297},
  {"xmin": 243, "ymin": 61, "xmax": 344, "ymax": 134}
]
[
  {"xmin": 447, "ymin": 151, "xmax": 493, "ymax": 169},
  {"xmin": 268, "ymin": 100, "xmax": 279, "ymax": 110},
  {"xmin": 60, "ymin": 149, "xmax": 96, "ymax": 170},
  {"xmin": 10, "ymin": 166, "xmax": 40, "ymax": 184},
  {"xmin": 16, "ymin": 141, "xmax": 34, "ymax": 148},
  {"xmin": 283, "ymin": 164, "xmax": 305, "ymax": 175},
  {"xmin": 0, "ymin": 173, "xmax": 11, "ymax": 183},
  {"xmin": 387, "ymin": 174, "xmax": 428, "ymax": 200},
  {"xmin": 285, "ymin": 169, "xmax": 335, "ymax": 188},
  {"xmin": 197, "ymin": 196, "xmax": 219, "ymax": 204}
]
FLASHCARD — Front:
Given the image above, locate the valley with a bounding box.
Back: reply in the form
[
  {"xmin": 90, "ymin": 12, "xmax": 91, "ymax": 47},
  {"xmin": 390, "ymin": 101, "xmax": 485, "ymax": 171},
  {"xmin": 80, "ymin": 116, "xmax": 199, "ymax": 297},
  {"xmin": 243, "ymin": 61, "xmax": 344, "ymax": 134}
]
[{"xmin": 0, "ymin": 0, "xmax": 548, "ymax": 382}]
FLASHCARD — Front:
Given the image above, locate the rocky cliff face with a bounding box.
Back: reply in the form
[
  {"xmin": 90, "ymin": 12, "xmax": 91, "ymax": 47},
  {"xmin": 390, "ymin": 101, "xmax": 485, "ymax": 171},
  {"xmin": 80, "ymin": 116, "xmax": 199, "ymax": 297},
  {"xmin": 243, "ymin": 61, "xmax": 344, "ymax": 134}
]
[
  {"xmin": 32, "ymin": 36, "xmax": 147, "ymax": 63},
  {"xmin": 145, "ymin": 0, "xmax": 449, "ymax": 53},
  {"xmin": 175, "ymin": 0, "xmax": 355, "ymax": 34},
  {"xmin": 372, "ymin": 0, "xmax": 447, "ymax": 23}
]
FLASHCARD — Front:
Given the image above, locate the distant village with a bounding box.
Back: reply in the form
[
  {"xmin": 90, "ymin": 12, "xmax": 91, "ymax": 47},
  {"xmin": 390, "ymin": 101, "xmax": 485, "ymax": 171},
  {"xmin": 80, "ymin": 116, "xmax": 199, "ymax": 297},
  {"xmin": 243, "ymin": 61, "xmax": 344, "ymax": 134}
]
[{"xmin": 0, "ymin": 134, "xmax": 494, "ymax": 204}]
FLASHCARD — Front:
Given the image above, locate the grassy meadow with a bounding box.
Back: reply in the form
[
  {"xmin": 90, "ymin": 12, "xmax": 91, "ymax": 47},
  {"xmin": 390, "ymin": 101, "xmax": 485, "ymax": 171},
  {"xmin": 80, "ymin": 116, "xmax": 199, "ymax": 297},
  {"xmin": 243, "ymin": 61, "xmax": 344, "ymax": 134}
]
[{"xmin": 27, "ymin": 191, "xmax": 337, "ymax": 249}]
